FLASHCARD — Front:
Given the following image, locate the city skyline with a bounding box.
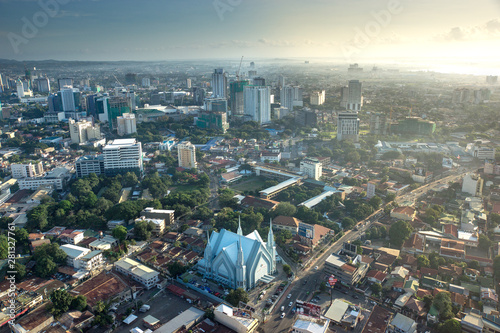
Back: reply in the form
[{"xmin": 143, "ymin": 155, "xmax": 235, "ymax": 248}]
[{"xmin": 0, "ymin": 0, "xmax": 499, "ymax": 67}]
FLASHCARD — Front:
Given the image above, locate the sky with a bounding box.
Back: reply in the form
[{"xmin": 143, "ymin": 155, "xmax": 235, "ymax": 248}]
[{"xmin": 0, "ymin": 0, "xmax": 500, "ymax": 63}]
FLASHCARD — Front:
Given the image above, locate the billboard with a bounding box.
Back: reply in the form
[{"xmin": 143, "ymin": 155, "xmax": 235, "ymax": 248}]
[{"xmin": 298, "ymin": 222, "xmax": 314, "ymax": 239}]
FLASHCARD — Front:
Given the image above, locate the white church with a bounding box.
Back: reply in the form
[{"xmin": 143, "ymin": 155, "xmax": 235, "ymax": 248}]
[{"xmin": 197, "ymin": 219, "xmax": 277, "ymax": 290}]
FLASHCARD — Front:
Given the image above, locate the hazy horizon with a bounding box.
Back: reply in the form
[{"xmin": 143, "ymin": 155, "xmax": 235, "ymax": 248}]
[{"xmin": 1, "ymin": 0, "xmax": 500, "ymax": 72}]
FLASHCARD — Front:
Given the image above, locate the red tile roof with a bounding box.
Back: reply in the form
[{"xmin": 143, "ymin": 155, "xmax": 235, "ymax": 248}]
[
  {"xmin": 361, "ymin": 305, "xmax": 392, "ymax": 333},
  {"xmin": 443, "ymin": 224, "xmax": 458, "ymax": 238},
  {"xmin": 273, "ymin": 216, "xmax": 300, "ymax": 228}
]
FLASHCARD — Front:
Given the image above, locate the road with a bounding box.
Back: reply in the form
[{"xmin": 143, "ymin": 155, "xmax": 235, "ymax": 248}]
[
  {"xmin": 262, "ymin": 223, "xmax": 372, "ymax": 332},
  {"xmin": 262, "ymin": 168, "xmax": 477, "ymax": 332}
]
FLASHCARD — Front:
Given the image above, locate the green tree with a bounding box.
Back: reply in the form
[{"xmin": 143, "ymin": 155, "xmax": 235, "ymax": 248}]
[
  {"xmin": 389, "ymin": 220, "xmax": 413, "ymax": 248},
  {"xmin": 479, "ymin": 234, "xmax": 493, "ymax": 252},
  {"xmin": 385, "ymin": 193, "xmax": 396, "ymax": 202},
  {"xmin": 134, "ymin": 221, "xmax": 154, "ymax": 241},
  {"xmin": 14, "ymin": 262, "xmax": 26, "ymax": 282},
  {"xmin": 368, "ymin": 196, "xmax": 382, "ymax": 210},
  {"xmin": 433, "ymin": 292, "xmax": 453, "ymax": 321},
  {"xmin": 167, "ymin": 261, "xmax": 187, "ymax": 277},
  {"xmin": 371, "ymin": 283, "xmax": 382, "ymax": 295},
  {"xmin": 71, "ymin": 295, "xmax": 87, "ymax": 311},
  {"xmin": 122, "ymin": 172, "xmax": 138, "ymax": 187},
  {"xmin": 493, "ymin": 255, "xmax": 500, "ymax": 279},
  {"xmin": 226, "ymin": 288, "xmax": 249, "ymax": 307},
  {"xmin": 341, "ymin": 217, "xmax": 356, "ymax": 230},
  {"xmin": 112, "ymin": 225, "xmax": 128, "ymax": 243},
  {"xmin": 438, "ymin": 319, "xmax": 461, "ymax": 333},
  {"xmin": 35, "ymin": 256, "xmax": 57, "ymax": 278},
  {"xmin": 50, "ymin": 290, "xmax": 73, "ymax": 318},
  {"xmin": 272, "ymin": 202, "xmax": 297, "ymax": 217},
  {"xmin": 417, "ymin": 255, "xmax": 430, "ymax": 268},
  {"xmin": 283, "ymin": 264, "xmax": 292, "ymax": 277}
]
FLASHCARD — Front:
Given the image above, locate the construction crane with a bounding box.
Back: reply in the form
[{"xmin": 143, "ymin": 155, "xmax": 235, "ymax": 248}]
[
  {"xmin": 112, "ymin": 73, "xmax": 123, "ymax": 87},
  {"xmin": 236, "ymin": 56, "xmax": 244, "ymax": 81}
]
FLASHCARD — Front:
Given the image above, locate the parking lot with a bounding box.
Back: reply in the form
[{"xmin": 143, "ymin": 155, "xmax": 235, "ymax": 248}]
[
  {"xmin": 113, "ymin": 289, "xmax": 193, "ymax": 333},
  {"xmin": 181, "ymin": 271, "xmax": 229, "ymax": 300}
]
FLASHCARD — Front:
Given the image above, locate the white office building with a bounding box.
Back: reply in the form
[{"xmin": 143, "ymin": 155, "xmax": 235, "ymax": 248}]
[
  {"xmin": 69, "ymin": 118, "xmax": 101, "ymax": 144},
  {"xmin": 11, "ymin": 162, "xmax": 44, "ymax": 179},
  {"xmin": 244, "ymin": 86, "xmax": 271, "ymax": 124},
  {"xmin": 18, "ymin": 167, "xmax": 71, "ymax": 190},
  {"xmin": 337, "ymin": 112, "xmax": 360, "ymax": 142},
  {"xmin": 116, "ymin": 113, "xmax": 137, "ymax": 136},
  {"xmin": 16, "ymin": 79, "xmax": 25, "ymax": 98},
  {"xmin": 103, "ymin": 139, "xmax": 143, "ymax": 175},
  {"xmin": 211, "ymin": 68, "xmax": 227, "ymax": 98},
  {"xmin": 300, "ymin": 158, "xmax": 322, "ymax": 181},
  {"xmin": 310, "ymin": 90, "xmax": 326, "ymax": 106},
  {"xmin": 115, "ymin": 258, "xmax": 159, "ymax": 289}
]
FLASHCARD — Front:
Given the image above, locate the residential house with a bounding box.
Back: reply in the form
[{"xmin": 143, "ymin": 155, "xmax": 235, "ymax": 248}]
[
  {"xmin": 387, "ymin": 313, "xmax": 417, "ymax": 333},
  {"xmin": 273, "ymin": 215, "xmax": 300, "ymax": 235},
  {"xmin": 391, "ymin": 206, "xmax": 416, "ymax": 221}
]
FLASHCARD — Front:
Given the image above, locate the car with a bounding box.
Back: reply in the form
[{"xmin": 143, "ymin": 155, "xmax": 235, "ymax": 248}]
[
  {"xmin": 287, "ymin": 294, "xmax": 292, "ymax": 299},
  {"xmin": 281, "ymin": 306, "xmax": 284, "ymax": 312},
  {"xmin": 289, "ymin": 301, "xmax": 293, "ymax": 307},
  {"xmin": 280, "ymin": 312, "xmax": 285, "ymax": 319},
  {"xmin": 314, "ymin": 266, "xmax": 318, "ymax": 270}
]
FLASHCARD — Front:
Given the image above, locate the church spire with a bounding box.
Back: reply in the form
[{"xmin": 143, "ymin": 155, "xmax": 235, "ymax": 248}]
[
  {"xmin": 237, "ymin": 239, "xmax": 244, "ymax": 266},
  {"xmin": 237, "ymin": 215, "xmax": 243, "ymax": 236},
  {"xmin": 267, "ymin": 218, "xmax": 274, "ymax": 248}
]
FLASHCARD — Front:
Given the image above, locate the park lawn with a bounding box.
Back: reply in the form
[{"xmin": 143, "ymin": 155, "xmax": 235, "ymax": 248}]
[
  {"xmin": 171, "ymin": 184, "xmax": 204, "ymax": 193},
  {"xmin": 230, "ymin": 176, "xmax": 268, "ymax": 193}
]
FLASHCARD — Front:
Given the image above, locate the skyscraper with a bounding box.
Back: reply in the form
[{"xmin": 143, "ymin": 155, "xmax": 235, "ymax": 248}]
[
  {"xmin": 141, "ymin": 78, "xmax": 151, "ymax": 88},
  {"xmin": 253, "ymin": 77, "xmax": 265, "ymax": 86},
  {"xmin": 116, "ymin": 113, "xmax": 137, "ymax": 136},
  {"xmin": 280, "ymin": 85, "xmax": 302, "ymax": 111},
  {"xmin": 211, "ymin": 68, "xmax": 227, "ymax": 98},
  {"xmin": 337, "ymin": 111, "xmax": 360, "ymax": 142},
  {"xmin": 229, "ymin": 80, "xmax": 249, "ymax": 115},
  {"xmin": 16, "ymin": 79, "xmax": 25, "ymax": 98},
  {"xmin": 108, "ymin": 97, "xmax": 131, "ymax": 129},
  {"xmin": 177, "ymin": 141, "xmax": 197, "ymax": 169},
  {"xmin": 186, "ymin": 78, "xmax": 192, "ymax": 88},
  {"xmin": 310, "ymin": 90, "xmax": 325, "ymax": 106},
  {"xmin": 244, "ymin": 86, "xmax": 271, "ymax": 124},
  {"xmin": 346, "ymin": 80, "xmax": 363, "ymax": 111},
  {"xmin": 35, "ymin": 77, "xmax": 50, "ymax": 93},
  {"xmin": 60, "ymin": 88, "xmax": 77, "ymax": 111},
  {"xmin": 58, "ymin": 78, "xmax": 73, "ymax": 89}
]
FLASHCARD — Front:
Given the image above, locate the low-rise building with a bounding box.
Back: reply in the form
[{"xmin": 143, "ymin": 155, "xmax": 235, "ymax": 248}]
[
  {"xmin": 213, "ymin": 304, "xmax": 259, "ymax": 333},
  {"xmin": 390, "ymin": 206, "xmax": 416, "ymax": 221},
  {"xmin": 18, "ymin": 167, "xmax": 72, "ymax": 190},
  {"xmin": 324, "ymin": 254, "xmax": 369, "ymax": 286},
  {"xmin": 60, "ymin": 244, "xmax": 91, "ymax": 269},
  {"xmin": 141, "ymin": 207, "xmax": 175, "ymax": 225},
  {"xmin": 135, "ymin": 216, "xmax": 166, "ymax": 235},
  {"xmin": 273, "ymin": 215, "xmax": 300, "ymax": 235},
  {"xmin": 387, "ymin": 313, "xmax": 417, "ymax": 333},
  {"xmin": 361, "ymin": 305, "xmax": 392, "ymax": 333},
  {"xmin": 114, "ymin": 258, "xmax": 160, "ymax": 289}
]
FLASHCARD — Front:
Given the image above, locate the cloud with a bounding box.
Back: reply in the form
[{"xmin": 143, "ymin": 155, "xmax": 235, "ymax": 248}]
[{"xmin": 434, "ymin": 19, "xmax": 500, "ymax": 42}]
